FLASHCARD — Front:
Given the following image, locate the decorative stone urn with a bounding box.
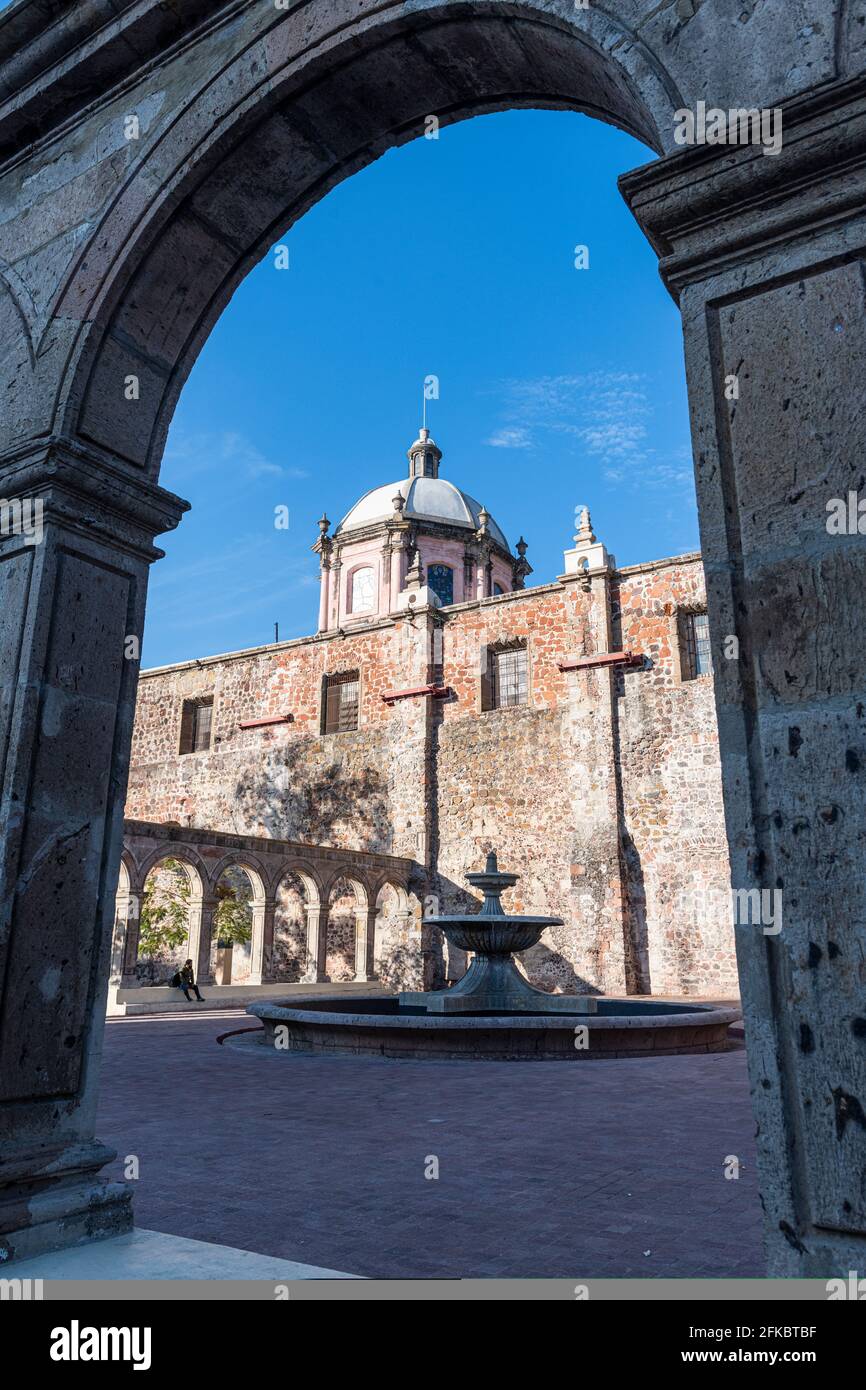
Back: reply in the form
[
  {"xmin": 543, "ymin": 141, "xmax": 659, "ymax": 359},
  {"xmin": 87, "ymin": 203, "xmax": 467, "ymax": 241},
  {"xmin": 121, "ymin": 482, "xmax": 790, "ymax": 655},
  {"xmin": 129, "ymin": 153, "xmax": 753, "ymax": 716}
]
[{"xmin": 400, "ymin": 852, "xmax": 597, "ymax": 1015}]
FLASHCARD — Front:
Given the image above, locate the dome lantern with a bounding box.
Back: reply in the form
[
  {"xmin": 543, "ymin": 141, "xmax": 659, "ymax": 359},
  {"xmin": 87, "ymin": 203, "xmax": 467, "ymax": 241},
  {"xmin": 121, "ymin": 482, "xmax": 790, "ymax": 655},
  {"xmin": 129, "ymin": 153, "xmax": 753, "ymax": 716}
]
[{"xmin": 407, "ymin": 426, "xmax": 442, "ymax": 480}]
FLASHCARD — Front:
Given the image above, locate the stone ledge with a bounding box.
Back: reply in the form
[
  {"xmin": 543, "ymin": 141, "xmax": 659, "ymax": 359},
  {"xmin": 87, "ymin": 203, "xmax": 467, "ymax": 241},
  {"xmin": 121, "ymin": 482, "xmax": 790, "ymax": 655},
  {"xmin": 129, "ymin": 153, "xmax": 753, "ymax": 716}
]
[
  {"xmin": 6, "ymin": 1227, "xmax": 356, "ymax": 1282},
  {"xmin": 110, "ymin": 981, "xmax": 387, "ymax": 1017}
]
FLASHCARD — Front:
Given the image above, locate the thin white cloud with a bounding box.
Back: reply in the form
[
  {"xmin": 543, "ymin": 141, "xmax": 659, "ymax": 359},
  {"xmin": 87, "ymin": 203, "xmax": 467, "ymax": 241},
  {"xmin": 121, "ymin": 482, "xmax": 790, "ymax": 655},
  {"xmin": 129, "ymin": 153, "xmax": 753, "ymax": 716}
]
[
  {"xmin": 485, "ymin": 426, "xmax": 532, "ymax": 449},
  {"xmin": 163, "ymin": 429, "xmax": 309, "ymax": 482},
  {"xmin": 483, "ymin": 371, "xmax": 693, "ymax": 491}
]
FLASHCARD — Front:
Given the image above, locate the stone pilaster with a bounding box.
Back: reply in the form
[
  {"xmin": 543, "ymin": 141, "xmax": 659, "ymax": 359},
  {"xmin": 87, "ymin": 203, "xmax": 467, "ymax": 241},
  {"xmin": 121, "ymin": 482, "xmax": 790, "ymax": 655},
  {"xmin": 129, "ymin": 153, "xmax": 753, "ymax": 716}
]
[
  {"xmin": 317, "ymin": 557, "xmax": 330, "ymax": 633},
  {"xmin": 622, "ymin": 76, "xmax": 866, "ymax": 1275},
  {"xmin": 0, "ymin": 439, "xmax": 187, "ymax": 1262},
  {"xmin": 329, "ymin": 551, "xmax": 342, "ymax": 629},
  {"xmin": 559, "ymin": 555, "xmax": 630, "ymax": 996},
  {"xmin": 385, "ymin": 538, "xmax": 401, "ymax": 611}
]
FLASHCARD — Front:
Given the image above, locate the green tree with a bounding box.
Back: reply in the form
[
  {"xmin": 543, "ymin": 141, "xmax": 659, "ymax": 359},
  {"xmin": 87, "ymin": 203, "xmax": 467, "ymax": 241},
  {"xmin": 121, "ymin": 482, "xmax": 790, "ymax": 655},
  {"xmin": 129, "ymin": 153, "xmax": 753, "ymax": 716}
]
[
  {"xmin": 138, "ymin": 858, "xmax": 190, "ymax": 958},
  {"xmin": 214, "ymin": 875, "xmax": 253, "ymax": 948}
]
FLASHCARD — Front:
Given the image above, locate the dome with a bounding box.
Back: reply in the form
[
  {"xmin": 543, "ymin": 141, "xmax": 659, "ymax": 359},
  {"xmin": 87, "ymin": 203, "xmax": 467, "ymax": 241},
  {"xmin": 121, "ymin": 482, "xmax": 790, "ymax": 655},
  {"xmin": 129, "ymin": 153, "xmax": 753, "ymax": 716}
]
[{"xmin": 335, "ymin": 476, "xmax": 510, "ymax": 552}]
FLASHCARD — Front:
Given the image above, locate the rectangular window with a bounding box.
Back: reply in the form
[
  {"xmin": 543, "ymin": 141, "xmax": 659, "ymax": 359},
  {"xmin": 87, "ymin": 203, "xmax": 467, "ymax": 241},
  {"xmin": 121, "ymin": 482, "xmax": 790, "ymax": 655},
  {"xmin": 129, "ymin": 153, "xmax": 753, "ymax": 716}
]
[
  {"xmin": 483, "ymin": 643, "xmax": 528, "ymax": 710},
  {"xmin": 323, "ymin": 671, "xmax": 360, "ymax": 733},
  {"xmin": 681, "ymin": 611, "xmax": 713, "ymax": 681},
  {"xmin": 179, "ymin": 697, "xmax": 214, "ymax": 754}
]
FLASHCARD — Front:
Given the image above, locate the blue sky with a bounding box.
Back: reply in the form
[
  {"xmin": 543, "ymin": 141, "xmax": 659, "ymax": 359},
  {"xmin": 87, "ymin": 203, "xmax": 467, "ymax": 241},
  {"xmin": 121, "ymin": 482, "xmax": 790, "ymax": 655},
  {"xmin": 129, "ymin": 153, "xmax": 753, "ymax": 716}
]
[{"xmin": 143, "ymin": 109, "xmax": 699, "ymax": 668}]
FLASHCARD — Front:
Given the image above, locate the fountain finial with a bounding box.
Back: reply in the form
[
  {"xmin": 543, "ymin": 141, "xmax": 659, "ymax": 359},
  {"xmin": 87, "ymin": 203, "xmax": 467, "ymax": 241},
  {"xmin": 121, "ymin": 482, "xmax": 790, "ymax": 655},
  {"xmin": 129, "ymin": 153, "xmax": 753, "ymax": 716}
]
[{"xmin": 485, "ymin": 850, "xmax": 498, "ymax": 874}]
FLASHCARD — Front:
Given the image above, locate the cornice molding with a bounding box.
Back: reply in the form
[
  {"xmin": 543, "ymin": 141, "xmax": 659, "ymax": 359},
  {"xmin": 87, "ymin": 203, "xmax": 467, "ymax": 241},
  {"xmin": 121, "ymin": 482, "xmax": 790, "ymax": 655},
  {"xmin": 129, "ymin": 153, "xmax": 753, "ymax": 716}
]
[
  {"xmin": 333, "ymin": 514, "xmax": 515, "ymax": 566},
  {"xmin": 620, "ymin": 74, "xmax": 866, "ymax": 297},
  {"xmin": 0, "ymin": 435, "xmax": 189, "ymax": 558}
]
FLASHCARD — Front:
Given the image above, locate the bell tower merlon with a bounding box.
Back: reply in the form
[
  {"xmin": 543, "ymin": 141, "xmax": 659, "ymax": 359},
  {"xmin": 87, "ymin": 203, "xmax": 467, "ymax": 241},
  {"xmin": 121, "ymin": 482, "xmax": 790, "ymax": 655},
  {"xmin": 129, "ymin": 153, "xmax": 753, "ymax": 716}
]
[{"xmin": 563, "ymin": 505, "xmax": 611, "ymax": 575}]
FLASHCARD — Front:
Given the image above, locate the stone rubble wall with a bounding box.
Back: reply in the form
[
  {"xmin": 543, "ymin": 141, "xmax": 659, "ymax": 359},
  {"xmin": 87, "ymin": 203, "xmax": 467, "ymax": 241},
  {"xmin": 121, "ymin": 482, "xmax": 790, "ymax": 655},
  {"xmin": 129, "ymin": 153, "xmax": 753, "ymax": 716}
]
[
  {"xmin": 614, "ymin": 558, "xmax": 738, "ymax": 995},
  {"xmin": 128, "ymin": 623, "xmax": 427, "ymax": 860}
]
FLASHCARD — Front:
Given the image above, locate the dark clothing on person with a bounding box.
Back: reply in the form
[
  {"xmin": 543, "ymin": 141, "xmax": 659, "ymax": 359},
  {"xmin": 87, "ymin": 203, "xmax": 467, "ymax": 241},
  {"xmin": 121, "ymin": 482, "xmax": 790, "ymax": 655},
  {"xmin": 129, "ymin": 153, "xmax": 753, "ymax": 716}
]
[{"xmin": 178, "ymin": 962, "xmax": 203, "ymax": 1001}]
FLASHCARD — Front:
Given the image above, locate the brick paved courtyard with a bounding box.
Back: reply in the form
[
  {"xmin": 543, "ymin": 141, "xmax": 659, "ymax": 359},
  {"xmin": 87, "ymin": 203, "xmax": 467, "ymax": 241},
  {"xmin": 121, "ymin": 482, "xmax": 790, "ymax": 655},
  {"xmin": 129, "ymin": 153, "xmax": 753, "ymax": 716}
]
[{"xmin": 97, "ymin": 1013, "xmax": 764, "ymax": 1278}]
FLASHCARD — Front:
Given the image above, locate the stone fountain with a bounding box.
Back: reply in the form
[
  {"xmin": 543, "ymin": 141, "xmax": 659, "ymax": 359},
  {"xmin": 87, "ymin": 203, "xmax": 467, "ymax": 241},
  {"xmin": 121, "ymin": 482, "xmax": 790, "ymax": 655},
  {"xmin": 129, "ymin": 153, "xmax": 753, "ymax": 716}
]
[
  {"xmin": 245, "ymin": 852, "xmax": 740, "ymax": 1060},
  {"xmin": 399, "ymin": 852, "xmax": 595, "ymax": 1014}
]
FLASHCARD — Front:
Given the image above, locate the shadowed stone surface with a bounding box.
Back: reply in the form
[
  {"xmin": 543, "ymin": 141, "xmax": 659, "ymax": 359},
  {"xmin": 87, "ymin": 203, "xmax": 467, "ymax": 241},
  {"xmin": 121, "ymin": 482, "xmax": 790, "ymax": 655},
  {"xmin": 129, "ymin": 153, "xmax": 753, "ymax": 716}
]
[{"xmin": 95, "ymin": 1014, "xmax": 762, "ymax": 1278}]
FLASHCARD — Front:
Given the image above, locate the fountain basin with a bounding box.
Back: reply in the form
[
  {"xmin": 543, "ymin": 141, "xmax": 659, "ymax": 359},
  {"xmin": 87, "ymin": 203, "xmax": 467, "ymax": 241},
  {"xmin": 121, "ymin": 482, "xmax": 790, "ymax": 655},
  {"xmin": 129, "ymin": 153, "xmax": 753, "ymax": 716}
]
[
  {"xmin": 245, "ymin": 995, "xmax": 741, "ymax": 1061},
  {"xmin": 246, "ymin": 854, "xmax": 740, "ymax": 1059}
]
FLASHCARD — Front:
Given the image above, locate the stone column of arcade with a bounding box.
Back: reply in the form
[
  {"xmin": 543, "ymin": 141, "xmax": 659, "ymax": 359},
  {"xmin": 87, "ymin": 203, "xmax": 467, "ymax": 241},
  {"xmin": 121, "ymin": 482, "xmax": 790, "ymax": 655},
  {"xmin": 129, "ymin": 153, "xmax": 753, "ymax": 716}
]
[
  {"xmin": 354, "ymin": 906, "xmax": 378, "ymax": 983},
  {"xmin": 194, "ymin": 897, "xmax": 219, "ymax": 988},
  {"xmin": 251, "ymin": 899, "xmax": 277, "ymax": 985},
  {"xmin": 301, "ymin": 903, "xmax": 329, "ymax": 984},
  {"xmin": 0, "ymin": 443, "xmax": 187, "ymax": 1262},
  {"xmin": 118, "ymin": 891, "xmax": 142, "ymax": 990},
  {"xmin": 622, "ymin": 79, "xmax": 866, "ymax": 1276}
]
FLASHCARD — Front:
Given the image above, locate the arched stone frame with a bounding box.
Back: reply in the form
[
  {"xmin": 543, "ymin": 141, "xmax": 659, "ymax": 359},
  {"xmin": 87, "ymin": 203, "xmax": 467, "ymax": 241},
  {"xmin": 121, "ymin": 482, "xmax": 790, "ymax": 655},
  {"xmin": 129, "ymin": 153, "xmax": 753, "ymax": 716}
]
[
  {"xmin": 46, "ymin": 8, "xmax": 675, "ymax": 480},
  {"xmin": 133, "ymin": 850, "xmax": 208, "ymax": 988},
  {"xmin": 135, "ymin": 843, "xmax": 211, "ymax": 896},
  {"xmin": 370, "ymin": 877, "xmax": 420, "ymax": 991},
  {"xmin": 345, "ymin": 561, "xmax": 378, "ymax": 619},
  {"xmin": 2, "ymin": 1, "xmax": 865, "ymax": 1275},
  {"xmin": 273, "ymin": 861, "xmax": 324, "ymax": 984},
  {"xmin": 322, "ymin": 871, "xmax": 370, "ymax": 984},
  {"xmin": 209, "ymin": 852, "xmax": 268, "ymax": 986}
]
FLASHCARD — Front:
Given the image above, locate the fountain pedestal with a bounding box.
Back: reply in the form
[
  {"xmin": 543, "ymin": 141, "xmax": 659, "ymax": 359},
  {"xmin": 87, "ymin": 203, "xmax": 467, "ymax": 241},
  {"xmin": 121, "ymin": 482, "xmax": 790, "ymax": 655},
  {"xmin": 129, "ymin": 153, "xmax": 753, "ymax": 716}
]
[{"xmin": 400, "ymin": 853, "xmax": 598, "ymax": 1015}]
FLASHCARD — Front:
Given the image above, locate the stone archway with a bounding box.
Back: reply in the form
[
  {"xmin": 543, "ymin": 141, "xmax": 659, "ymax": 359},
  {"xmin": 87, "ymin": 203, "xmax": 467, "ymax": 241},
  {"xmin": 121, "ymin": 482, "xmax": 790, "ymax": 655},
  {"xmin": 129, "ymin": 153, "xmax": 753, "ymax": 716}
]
[
  {"xmin": 324, "ymin": 875, "xmax": 371, "ymax": 984},
  {"xmin": 132, "ymin": 853, "xmax": 208, "ymax": 988},
  {"xmin": 1, "ymin": 1, "xmax": 865, "ymax": 1275},
  {"xmin": 273, "ymin": 868, "xmax": 319, "ymax": 983},
  {"xmin": 373, "ymin": 880, "xmax": 418, "ymax": 991},
  {"xmin": 209, "ymin": 858, "xmax": 266, "ymax": 986}
]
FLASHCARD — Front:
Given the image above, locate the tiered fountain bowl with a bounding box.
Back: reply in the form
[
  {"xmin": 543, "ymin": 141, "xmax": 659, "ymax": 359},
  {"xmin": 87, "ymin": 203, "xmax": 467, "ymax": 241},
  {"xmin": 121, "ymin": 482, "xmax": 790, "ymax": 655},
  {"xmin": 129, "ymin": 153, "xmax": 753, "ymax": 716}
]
[
  {"xmin": 398, "ymin": 852, "xmax": 597, "ymax": 1015},
  {"xmin": 246, "ymin": 853, "xmax": 740, "ymax": 1061}
]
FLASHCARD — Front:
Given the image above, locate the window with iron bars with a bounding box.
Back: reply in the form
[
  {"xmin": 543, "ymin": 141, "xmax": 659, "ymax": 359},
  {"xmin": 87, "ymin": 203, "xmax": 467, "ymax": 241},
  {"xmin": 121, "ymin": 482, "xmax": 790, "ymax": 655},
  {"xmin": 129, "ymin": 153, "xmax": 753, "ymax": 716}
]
[
  {"xmin": 680, "ymin": 611, "xmax": 713, "ymax": 680},
  {"xmin": 179, "ymin": 697, "xmax": 214, "ymax": 754},
  {"xmin": 322, "ymin": 671, "xmax": 360, "ymax": 733},
  {"xmin": 483, "ymin": 642, "xmax": 528, "ymax": 710}
]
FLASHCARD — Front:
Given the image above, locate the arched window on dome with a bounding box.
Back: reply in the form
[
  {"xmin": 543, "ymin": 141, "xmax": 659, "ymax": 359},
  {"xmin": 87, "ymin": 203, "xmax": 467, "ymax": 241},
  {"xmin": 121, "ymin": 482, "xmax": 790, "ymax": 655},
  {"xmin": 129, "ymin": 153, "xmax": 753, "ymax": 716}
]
[
  {"xmin": 349, "ymin": 566, "xmax": 376, "ymax": 615},
  {"xmin": 428, "ymin": 564, "xmax": 454, "ymax": 607}
]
